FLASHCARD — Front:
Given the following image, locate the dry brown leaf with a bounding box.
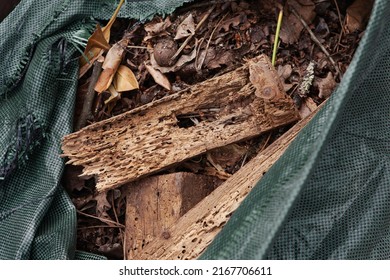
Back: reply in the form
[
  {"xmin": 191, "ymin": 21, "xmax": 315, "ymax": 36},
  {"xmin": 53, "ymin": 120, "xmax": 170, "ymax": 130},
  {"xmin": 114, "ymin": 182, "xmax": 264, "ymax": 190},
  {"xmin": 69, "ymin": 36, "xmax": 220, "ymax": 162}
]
[
  {"xmin": 299, "ymin": 97, "xmax": 318, "ymax": 119},
  {"xmin": 203, "ymin": 166, "xmax": 231, "ymax": 180},
  {"xmin": 144, "ymin": 63, "xmax": 172, "ymax": 91},
  {"xmin": 144, "ymin": 17, "xmax": 172, "ymax": 41},
  {"xmin": 101, "ymin": 0, "xmax": 125, "ymax": 42},
  {"xmin": 105, "ymin": 84, "xmax": 121, "ymax": 105},
  {"xmin": 94, "ymin": 191, "xmax": 111, "ymax": 218},
  {"xmin": 206, "ymin": 50, "xmax": 234, "ymax": 69},
  {"xmin": 345, "ymin": 0, "xmax": 374, "ymax": 33},
  {"xmin": 79, "ymin": 25, "xmax": 110, "ymax": 78},
  {"xmin": 79, "ymin": 0, "xmax": 124, "ymax": 78},
  {"xmin": 299, "ymin": 97, "xmax": 317, "ymax": 119},
  {"xmin": 207, "ymin": 144, "xmax": 248, "ymax": 170},
  {"xmin": 114, "ymin": 65, "xmax": 139, "ymax": 92},
  {"xmin": 278, "ymin": 64, "xmax": 293, "ymax": 80},
  {"xmin": 95, "ymin": 39, "xmax": 128, "ymax": 93},
  {"xmin": 315, "ymin": 72, "xmax": 337, "ymax": 99},
  {"xmin": 219, "ymin": 14, "xmax": 244, "ymax": 32},
  {"xmin": 174, "ymin": 14, "xmax": 195, "ymax": 40},
  {"xmin": 280, "ymin": 0, "xmax": 316, "ymax": 44}
]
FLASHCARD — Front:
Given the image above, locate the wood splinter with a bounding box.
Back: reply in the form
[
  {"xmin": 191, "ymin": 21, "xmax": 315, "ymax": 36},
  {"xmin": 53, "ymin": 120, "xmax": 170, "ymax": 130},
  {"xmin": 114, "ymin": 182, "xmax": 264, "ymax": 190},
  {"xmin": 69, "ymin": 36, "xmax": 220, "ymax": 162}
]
[{"xmin": 61, "ymin": 54, "xmax": 300, "ymax": 192}]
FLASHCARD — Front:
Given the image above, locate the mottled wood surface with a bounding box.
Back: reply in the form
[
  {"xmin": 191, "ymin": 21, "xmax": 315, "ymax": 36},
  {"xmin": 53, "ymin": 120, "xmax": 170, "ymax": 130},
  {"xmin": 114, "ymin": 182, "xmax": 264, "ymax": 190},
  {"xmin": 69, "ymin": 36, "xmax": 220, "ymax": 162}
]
[{"xmin": 125, "ymin": 173, "xmax": 222, "ymax": 259}]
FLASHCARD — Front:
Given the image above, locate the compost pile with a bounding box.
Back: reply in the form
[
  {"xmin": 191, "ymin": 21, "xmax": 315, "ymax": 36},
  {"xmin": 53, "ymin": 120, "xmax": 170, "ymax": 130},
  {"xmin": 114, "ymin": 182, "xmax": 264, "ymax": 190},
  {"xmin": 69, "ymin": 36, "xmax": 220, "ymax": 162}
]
[{"xmin": 62, "ymin": 0, "xmax": 370, "ymax": 259}]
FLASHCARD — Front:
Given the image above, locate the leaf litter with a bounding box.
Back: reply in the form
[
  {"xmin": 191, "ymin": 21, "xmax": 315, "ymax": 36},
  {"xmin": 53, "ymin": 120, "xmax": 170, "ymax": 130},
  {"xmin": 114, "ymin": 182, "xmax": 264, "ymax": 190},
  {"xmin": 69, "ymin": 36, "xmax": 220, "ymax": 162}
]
[{"xmin": 64, "ymin": 0, "xmax": 372, "ymax": 259}]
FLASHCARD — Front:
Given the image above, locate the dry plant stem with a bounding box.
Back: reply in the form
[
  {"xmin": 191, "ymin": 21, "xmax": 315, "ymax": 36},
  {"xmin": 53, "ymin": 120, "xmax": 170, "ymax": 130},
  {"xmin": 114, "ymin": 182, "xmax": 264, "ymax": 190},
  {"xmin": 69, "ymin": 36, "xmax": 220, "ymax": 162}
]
[
  {"xmin": 290, "ymin": 7, "xmax": 341, "ymax": 78},
  {"xmin": 75, "ymin": 59, "xmax": 103, "ymax": 131},
  {"xmin": 332, "ymin": 0, "xmax": 344, "ymax": 32},
  {"xmin": 196, "ymin": 13, "xmax": 227, "ymax": 71},
  {"xmin": 332, "ymin": 0, "xmax": 345, "ymax": 53},
  {"xmin": 77, "ymin": 225, "xmax": 123, "ymax": 230},
  {"xmin": 77, "ymin": 210, "xmax": 125, "ymax": 228},
  {"xmin": 171, "ymin": 5, "xmax": 215, "ymax": 61}
]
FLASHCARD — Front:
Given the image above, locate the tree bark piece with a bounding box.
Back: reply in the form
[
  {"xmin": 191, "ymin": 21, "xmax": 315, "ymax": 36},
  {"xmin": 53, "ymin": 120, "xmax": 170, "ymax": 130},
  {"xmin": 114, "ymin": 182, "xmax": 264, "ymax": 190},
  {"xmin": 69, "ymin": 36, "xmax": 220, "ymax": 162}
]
[
  {"xmin": 61, "ymin": 54, "xmax": 299, "ymax": 192},
  {"xmin": 134, "ymin": 104, "xmax": 323, "ymax": 260},
  {"xmin": 125, "ymin": 172, "xmax": 222, "ymax": 259}
]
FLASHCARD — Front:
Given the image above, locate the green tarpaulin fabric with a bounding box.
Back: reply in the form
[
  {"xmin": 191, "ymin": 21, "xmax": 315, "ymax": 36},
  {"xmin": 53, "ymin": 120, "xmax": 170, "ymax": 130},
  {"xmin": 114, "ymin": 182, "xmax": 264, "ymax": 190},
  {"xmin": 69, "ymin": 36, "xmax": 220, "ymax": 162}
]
[{"xmin": 1, "ymin": 0, "xmax": 389, "ymax": 260}]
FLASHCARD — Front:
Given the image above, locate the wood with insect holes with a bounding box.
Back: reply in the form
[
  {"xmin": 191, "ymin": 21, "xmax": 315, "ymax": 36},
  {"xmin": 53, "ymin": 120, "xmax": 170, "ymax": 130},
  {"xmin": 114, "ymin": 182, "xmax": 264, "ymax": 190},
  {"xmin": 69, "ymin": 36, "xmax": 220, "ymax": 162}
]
[
  {"xmin": 134, "ymin": 102, "xmax": 325, "ymax": 260},
  {"xmin": 125, "ymin": 172, "xmax": 223, "ymax": 259},
  {"xmin": 61, "ymin": 54, "xmax": 299, "ymax": 192}
]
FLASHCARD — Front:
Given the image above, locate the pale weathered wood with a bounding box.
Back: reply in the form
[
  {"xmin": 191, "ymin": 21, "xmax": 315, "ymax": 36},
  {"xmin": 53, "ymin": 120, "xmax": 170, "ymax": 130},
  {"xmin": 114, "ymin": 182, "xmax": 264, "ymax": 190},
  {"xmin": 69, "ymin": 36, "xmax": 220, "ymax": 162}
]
[
  {"xmin": 125, "ymin": 172, "xmax": 222, "ymax": 259},
  {"xmin": 134, "ymin": 104, "xmax": 323, "ymax": 260},
  {"xmin": 61, "ymin": 55, "xmax": 299, "ymax": 192}
]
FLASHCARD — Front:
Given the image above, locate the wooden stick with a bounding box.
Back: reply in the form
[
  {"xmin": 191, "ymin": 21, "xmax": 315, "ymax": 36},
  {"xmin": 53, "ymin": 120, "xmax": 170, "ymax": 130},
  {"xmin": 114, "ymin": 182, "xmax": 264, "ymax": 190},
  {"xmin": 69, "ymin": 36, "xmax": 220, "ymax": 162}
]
[
  {"xmin": 75, "ymin": 58, "xmax": 103, "ymax": 131},
  {"xmin": 134, "ymin": 101, "xmax": 324, "ymax": 260}
]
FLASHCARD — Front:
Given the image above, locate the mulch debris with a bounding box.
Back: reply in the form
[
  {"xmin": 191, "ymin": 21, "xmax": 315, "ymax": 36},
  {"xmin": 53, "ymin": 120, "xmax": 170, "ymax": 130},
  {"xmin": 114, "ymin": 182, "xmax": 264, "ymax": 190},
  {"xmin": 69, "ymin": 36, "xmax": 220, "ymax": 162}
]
[{"xmin": 63, "ymin": 0, "xmax": 369, "ymax": 259}]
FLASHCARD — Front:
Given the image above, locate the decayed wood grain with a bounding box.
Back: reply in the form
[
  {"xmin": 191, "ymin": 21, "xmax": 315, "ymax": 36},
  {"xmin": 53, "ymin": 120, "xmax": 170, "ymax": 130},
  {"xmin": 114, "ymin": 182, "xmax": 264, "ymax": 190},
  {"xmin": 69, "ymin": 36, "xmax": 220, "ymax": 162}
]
[
  {"xmin": 125, "ymin": 173, "xmax": 222, "ymax": 259},
  {"xmin": 61, "ymin": 55, "xmax": 299, "ymax": 192},
  {"xmin": 134, "ymin": 104, "xmax": 322, "ymax": 260}
]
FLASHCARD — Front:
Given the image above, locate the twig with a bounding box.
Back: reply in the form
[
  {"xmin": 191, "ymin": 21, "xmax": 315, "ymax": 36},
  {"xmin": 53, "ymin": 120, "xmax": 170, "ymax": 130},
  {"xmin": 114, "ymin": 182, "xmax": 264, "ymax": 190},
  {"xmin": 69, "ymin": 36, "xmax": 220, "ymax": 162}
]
[
  {"xmin": 332, "ymin": 0, "xmax": 345, "ymax": 52},
  {"xmin": 77, "ymin": 210, "xmax": 125, "ymax": 228},
  {"xmin": 126, "ymin": 45, "xmax": 151, "ymax": 49},
  {"xmin": 77, "ymin": 225, "xmax": 123, "ymax": 230},
  {"xmin": 75, "ymin": 58, "xmax": 103, "ymax": 131},
  {"xmin": 170, "ymin": 5, "xmax": 215, "ymax": 62},
  {"xmin": 332, "ymin": 0, "xmax": 344, "ymax": 32},
  {"xmin": 196, "ymin": 13, "xmax": 227, "ymax": 71},
  {"xmin": 259, "ymin": 132, "xmax": 273, "ymax": 153},
  {"xmin": 290, "ymin": 6, "xmax": 341, "ymax": 78}
]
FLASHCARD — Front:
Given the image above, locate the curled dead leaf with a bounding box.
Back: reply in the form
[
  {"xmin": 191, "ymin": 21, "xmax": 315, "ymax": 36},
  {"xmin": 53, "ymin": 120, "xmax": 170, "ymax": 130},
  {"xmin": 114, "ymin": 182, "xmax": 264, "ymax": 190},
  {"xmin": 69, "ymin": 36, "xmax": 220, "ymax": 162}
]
[
  {"xmin": 94, "ymin": 191, "xmax": 111, "ymax": 218},
  {"xmin": 299, "ymin": 96, "xmax": 317, "ymax": 119},
  {"xmin": 105, "ymin": 84, "xmax": 121, "ymax": 105},
  {"xmin": 95, "ymin": 39, "xmax": 128, "ymax": 93},
  {"xmin": 79, "ymin": 0, "xmax": 125, "ymax": 78},
  {"xmin": 280, "ymin": 0, "xmax": 316, "ymax": 44},
  {"xmin": 114, "ymin": 65, "xmax": 139, "ymax": 92},
  {"xmin": 144, "ymin": 63, "xmax": 172, "ymax": 91},
  {"xmin": 315, "ymin": 72, "xmax": 337, "ymax": 99},
  {"xmin": 345, "ymin": 0, "xmax": 374, "ymax": 33},
  {"xmin": 174, "ymin": 14, "xmax": 195, "ymax": 40},
  {"xmin": 79, "ymin": 24, "xmax": 110, "ymax": 78},
  {"xmin": 144, "ymin": 17, "xmax": 172, "ymax": 41}
]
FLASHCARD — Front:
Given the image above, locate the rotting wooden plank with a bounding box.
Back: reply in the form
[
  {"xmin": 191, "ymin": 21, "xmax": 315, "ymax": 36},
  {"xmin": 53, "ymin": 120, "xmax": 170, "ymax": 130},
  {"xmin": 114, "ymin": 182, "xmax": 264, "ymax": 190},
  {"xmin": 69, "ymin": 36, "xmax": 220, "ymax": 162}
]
[
  {"xmin": 125, "ymin": 172, "xmax": 223, "ymax": 259},
  {"xmin": 61, "ymin": 55, "xmax": 299, "ymax": 192},
  {"xmin": 134, "ymin": 103, "xmax": 324, "ymax": 260}
]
